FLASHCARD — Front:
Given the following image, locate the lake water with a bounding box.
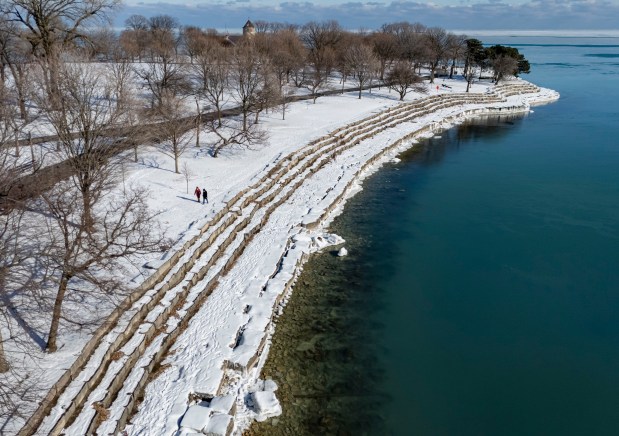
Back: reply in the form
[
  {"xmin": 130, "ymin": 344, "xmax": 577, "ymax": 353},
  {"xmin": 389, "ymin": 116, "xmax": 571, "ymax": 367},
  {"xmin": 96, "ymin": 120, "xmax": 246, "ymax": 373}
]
[{"xmin": 248, "ymin": 36, "xmax": 619, "ymax": 436}]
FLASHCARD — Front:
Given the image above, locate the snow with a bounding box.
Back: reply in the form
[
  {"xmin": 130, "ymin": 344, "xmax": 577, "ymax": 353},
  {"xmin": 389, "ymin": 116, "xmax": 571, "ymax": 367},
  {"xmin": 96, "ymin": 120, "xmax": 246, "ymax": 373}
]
[
  {"xmin": 180, "ymin": 402, "xmax": 211, "ymax": 432},
  {"xmin": 2, "ymin": 74, "xmax": 560, "ymax": 436},
  {"xmin": 312, "ymin": 233, "xmax": 345, "ymax": 250},
  {"xmin": 251, "ymin": 391, "xmax": 282, "ymax": 421},
  {"xmin": 263, "ymin": 379, "xmax": 278, "ymax": 392},
  {"xmin": 204, "ymin": 414, "xmax": 233, "ymax": 436}
]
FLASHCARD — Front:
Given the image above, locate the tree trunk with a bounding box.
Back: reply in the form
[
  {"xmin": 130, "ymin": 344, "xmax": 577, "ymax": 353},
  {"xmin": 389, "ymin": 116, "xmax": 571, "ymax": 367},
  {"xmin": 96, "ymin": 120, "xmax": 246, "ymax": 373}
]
[
  {"xmin": 9, "ymin": 64, "xmax": 29, "ymax": 122},
  {"xmin": 0, "ymin": 330, "xmax": 8, "ymax": 372},
  {"xmin": 29, "ymin": 133, "xmax": 36, "ymax": 172},
  {"xmin": 195, "ymin": 100, "xmax": 201, "ymax": 147},
  {"xmin": 47, "ymin": 273, "xmax": 70, "ymax": 352},
  {"xmin": 18, "ymin": 95, "xmax": 27, "ymax": 122},
  {"xmin": 82, "ymin": 184, "xmax": 94, "ymax": 231},
  {"xmin": 44, "ymin": 58, "xmax": 62, "ymax": 111},
  {"xmin": 14, "ymin": 129, "xmax": 20, "ymax": 158},
  {"xmin": 213, "ymin": 141, "xmax": 226, "ymax": 158}
]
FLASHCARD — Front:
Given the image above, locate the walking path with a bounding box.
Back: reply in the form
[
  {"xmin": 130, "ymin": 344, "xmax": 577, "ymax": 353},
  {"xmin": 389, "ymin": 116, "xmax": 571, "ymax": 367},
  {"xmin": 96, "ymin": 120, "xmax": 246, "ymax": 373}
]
[{"xmin": 1, "ymin": 83, "xmax": 384, "ymax": 210}]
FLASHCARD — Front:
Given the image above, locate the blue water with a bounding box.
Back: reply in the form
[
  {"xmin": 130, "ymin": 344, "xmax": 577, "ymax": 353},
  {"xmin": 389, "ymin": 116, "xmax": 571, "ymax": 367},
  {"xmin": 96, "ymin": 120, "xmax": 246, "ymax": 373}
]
[
  {"xmin": 251, "ymin": 36, "xmax": 619, "ymax": 436},
  {"xmin": 378, "ymin": 37, "xmax": 619, "ymax": 435}
]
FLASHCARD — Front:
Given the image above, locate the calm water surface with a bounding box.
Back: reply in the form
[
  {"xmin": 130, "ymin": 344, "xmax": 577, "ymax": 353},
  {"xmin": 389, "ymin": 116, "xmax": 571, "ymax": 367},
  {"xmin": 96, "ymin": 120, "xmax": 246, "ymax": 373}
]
[{"xmin": 249, "ymin": 37, "xmax": 619, "ymax": 436}]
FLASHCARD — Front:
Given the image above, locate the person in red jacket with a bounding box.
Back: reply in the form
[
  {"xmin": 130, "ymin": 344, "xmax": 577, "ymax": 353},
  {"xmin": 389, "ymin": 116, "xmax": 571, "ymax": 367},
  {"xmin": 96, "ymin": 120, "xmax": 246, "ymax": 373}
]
[{"xmin": 194, "ymin": 186, "xmax": 201, "ymax": 202}]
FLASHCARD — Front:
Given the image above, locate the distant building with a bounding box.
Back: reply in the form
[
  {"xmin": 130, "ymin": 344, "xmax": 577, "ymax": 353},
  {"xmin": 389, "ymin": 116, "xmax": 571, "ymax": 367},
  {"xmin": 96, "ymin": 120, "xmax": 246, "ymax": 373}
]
[
  {"xmin": 242, "ymin": 20, "xmax": 256, "ymax": 38},
  {"xmin": 215, "ymin": 20, "xmax": 255, "ymax": 47}
]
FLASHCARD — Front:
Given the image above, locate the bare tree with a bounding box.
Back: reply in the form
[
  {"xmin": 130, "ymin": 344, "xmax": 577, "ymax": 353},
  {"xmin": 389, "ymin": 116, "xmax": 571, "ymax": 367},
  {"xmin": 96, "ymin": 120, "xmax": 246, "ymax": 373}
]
[
  {"xmin": 137, "ymin": 57, "xmax": 191, "ymax": 109},
  {"xmin": 0, "ymin": 206, "xmax": 35, "ymax": 373},
  {"xmin": 252, "ymin": 63, "xmax": 280, "ymax": 124},
  {"xmin": 36, "ymin": 61, "xmax": 129, "ymax": 229},
  {"xmin": 205, "ymin": 116, "xmax": 267, "ymax": 158},
  {"xmin": 370, "ymin": 31, "xmax": 398, "ymax": 81},
  {"xmin": 387, "ymin": 61, "xmax": 426, "ymax": 100},
  {"xmin": 334, "ymin": 32, "xmax": 354, "ymax": 92},
  {"xmin": 446, "ymin": 33, "xmax": 467, "ymax": 79},
  {"xmin": 0, "ymin": 12, "xmax": 32, "ymax": 122},
  {"xmin": 382, "ymin": 21, "xmax": 427, "ymax": 68},
  {"xmin": 182, "ymin": 26, "xmax": 209, "ymax": 63},
  {"xmin": 423, "ymin": 27, "xmax": 449, "ymax": 84},
  {"xmin": 303, "ymin": 47, "xmax": 335, "ymax": 103},
  {"xmin": 40, "ymin": 181, "xmax": 165, "ymax": 352},
  {"xmin": 192, "ymin": 42, "xmax": 230, "ymax": 128},
  {"xmin": 148, "ymin": 92, "xmax": 194, "ymax": 174},
  {"xmin": 280, "ymin": 88, "xmax": 294, "ymax": 121},
  {"xmin": 180, "ymin": 161, "xmax": 193, "ymax": 194},
  {"xmin": 7, "ymin": 0, "xmax": 120, "ymax": 104},
  {"xmin": 343, "ymin": 41, "xmax": 378, "ymax": 99},
  {"xmin": 231, "ymin": 43, "xmax": 264, "ymax": 131},
  {"xmin": 299, "ymin": 20, "xmax": 341, "ymax": 102},
  {"xmin": 0, "ymin": 81, "xmax": 20, "ymax": 372},
  {"xmin": 109, "ymin": 60, "xmax": 143, "ymax": 162},
  {"xmin": 85, "ymin": 27, "xmax": 120, "ymax": 60},
  {"xmin": 0, "ymin": 126, "xmax": 41, "ymax": 416},
  {"xmin": 121, "ymin": 15, "xmax": 150, "ymax": 62},
  {"xmin": 148, "ymin": 14, "xmax": 179, "ymax": 61},
  {"xmin": 125, "ymin": 14, "xmax": 149, "ymax": 31},
  {"xmin": 252, "ymin": 20, "xmax": 271, "ymax": 34},
  {"xmin": 261, "ymin": 30, "xmax": 306, "ymax": 93},
  {"xmin": 300, "ymin": 20, "xmax": 342, "ymax": 54}
]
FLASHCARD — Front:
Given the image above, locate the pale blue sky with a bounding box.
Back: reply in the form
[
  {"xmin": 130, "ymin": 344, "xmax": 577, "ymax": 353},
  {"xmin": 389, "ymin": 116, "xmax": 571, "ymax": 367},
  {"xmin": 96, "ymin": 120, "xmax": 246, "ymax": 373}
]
[{"xmin": 116, "ymin": 0, "xmax": 619, "ymax": 32}]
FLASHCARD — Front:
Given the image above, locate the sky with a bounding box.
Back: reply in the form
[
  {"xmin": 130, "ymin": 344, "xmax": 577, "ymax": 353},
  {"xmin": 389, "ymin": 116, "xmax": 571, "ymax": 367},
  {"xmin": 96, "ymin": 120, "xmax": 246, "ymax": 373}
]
[{"xmin": 115, "ymin": 0, "xmax": 619, "ymax": 33}]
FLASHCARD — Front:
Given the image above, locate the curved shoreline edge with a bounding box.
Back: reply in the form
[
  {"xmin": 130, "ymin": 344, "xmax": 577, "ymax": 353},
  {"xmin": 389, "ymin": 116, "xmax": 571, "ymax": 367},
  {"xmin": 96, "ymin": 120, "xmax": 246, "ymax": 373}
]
[
  {"xmin": 18, "ymin": 80, "xmax": 559, "ymax": 436},
  {"xmin": 228, "ymin": 82, "xmax": 560, "ymax": 433}
]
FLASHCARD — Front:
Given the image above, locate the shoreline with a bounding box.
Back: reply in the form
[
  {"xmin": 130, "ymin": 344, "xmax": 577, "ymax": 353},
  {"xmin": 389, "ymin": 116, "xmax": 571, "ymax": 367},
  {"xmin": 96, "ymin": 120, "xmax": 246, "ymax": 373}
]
[
  {"xmin": 19, "ymin": 79, "xmax": 558, "ymax": 435},
  {"xmin": 232, "ymin": 82, "xmax": 561, "ymax": 434},
  {"xmin": 134, "ymin": 80, "xmax": 560, "ymax": 435}
]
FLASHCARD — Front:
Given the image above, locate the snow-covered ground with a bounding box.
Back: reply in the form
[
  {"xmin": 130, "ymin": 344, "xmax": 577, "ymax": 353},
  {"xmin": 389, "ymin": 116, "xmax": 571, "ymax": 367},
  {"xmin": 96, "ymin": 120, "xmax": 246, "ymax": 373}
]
[
  {"xmin": 124, "ymin": 82, "xmax": 554, "ymax": 434},
  {"xmin": 3, "ymin": 76, "xmax": 559, "ymax": 435}
]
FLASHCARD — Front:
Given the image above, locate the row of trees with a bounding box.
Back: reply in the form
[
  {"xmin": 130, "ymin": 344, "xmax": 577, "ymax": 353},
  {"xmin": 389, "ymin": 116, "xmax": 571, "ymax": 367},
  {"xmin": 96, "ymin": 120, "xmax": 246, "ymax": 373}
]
[
  {"xmin": 0, "ymin": 0, "xmax": 530, "ymax": 421},
  {"xmin": 0, "ymin": 10, "xmax": 531, "ymax": 170},
  {"xmin": 0, "ymin": 63, "xmax": 168, "ymax": 424},
  {"xmin": 0, "ymin": 4, "xmax": 166, "ymax": 424}
]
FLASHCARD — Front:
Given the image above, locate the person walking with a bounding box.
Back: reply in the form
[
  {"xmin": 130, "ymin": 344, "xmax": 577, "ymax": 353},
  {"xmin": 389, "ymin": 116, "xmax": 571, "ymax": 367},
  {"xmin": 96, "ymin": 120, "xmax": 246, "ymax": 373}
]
[
  {"xmin": 194, "ymin": 186, "xmax": 201, "ymax": 202},
  {"xmin": 202, "ymin": 188, "xmax": 208, "ymax": 204}
]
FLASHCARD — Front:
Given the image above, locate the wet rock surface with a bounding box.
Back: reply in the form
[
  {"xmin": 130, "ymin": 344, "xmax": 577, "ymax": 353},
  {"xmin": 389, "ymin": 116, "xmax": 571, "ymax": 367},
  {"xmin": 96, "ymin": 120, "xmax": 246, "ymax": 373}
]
[{"xmin": 245, "ymin": 186, "xmax": 398, "ymax": 435}]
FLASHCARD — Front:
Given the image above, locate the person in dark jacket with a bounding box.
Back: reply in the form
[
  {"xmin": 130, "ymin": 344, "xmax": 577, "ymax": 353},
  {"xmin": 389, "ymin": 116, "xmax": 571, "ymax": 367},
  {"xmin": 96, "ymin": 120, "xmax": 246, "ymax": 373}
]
[
  {"xmin": 202, "ymin": 188, "xmax": 208, "ymax": 204},
  {"xmin": 194, "ymin": 186, "xmax": 201, "ymax": 202}
]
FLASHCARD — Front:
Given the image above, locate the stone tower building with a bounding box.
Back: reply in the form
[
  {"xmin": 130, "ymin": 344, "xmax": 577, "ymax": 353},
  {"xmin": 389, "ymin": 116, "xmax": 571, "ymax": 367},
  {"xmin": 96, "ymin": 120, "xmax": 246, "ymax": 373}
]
[{"xmin": 242, "ymin": 19, "xmax": 256, "ymax": 38}]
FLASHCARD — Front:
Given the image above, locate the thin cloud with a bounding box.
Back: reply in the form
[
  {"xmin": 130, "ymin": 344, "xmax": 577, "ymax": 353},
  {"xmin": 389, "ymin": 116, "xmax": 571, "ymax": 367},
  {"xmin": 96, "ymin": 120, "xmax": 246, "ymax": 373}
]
[{"xmin": 116, "ymin": 0, "xmax": 619, "ymax": 31}]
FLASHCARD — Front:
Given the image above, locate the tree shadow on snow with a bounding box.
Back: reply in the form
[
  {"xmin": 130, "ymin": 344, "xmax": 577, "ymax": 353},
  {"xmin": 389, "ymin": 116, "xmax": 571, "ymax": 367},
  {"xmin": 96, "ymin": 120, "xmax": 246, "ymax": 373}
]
[{"xmin": 1, "ymin": 293, "xmax": 47, "ymax": 350}]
